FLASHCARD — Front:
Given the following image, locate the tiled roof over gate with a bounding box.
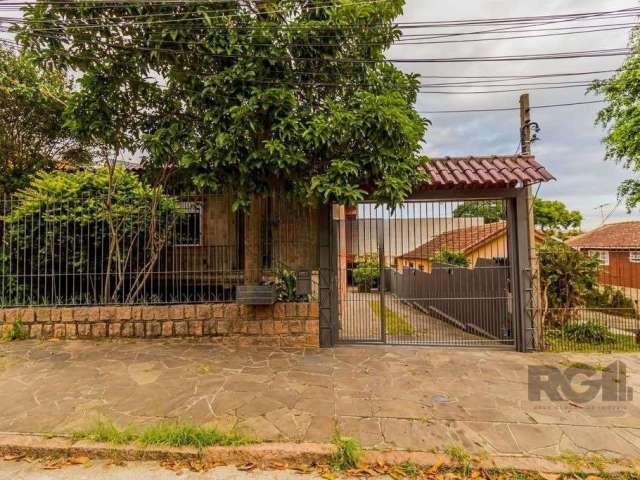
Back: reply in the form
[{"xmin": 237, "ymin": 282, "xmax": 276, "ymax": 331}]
[{"xmin": 419, "ymin": 155, "xmax": 555, "ymax": 190}]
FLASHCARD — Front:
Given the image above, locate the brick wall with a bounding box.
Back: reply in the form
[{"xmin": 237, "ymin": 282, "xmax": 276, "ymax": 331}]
[{"xmin": 0, "ymin": 302, "xmax": 320, "ymax": 347}]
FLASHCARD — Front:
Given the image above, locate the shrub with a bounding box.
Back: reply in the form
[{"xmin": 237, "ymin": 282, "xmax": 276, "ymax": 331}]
[
  {"xmin": 431, "ymin": 248, "xmax": 469, "ymax": 268},
  {"xmin": 538, "ymin": 239, "xmax": 600, "ymax": 327},
  {"xmin": 352, "ymin": 255, "xmax": 379, "ymax": 292},
  {"xmin": 559, "ymin": 321, "xmax": 615, "ymax": 344},
  {"xmin": 586, "ymin": 285, "xmax": 638, "ymax": 317},
  {"xmin": 2, "ymin": 167, "xmax": 180, "ymax": 305}
]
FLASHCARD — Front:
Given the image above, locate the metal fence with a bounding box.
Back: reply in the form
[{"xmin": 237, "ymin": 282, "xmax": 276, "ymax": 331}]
[
  {"xmin": 334, "ymin": 199, "xmax": 514, "ymax": 347},
  {"xmin": 540, "ymin": 247, "xmax": 640, "ymax": 352},
  {"xmin": 0, "ymin": 193, "xmax": 317, "ymax": 306}
]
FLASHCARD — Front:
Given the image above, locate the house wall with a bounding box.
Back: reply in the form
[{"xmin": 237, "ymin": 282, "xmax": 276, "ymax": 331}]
[
  {"xmin": 396, "ymin": 233, "xmax": 509, "ymax": 272},
  {"xmin": 163, "ymin": 194, "xmax": 240, "ymax": 279},
  {"xmin": 0, "ymin": 302, "xmax": 320, "ymax": 347},
  {"xmin": 600, "ymin": 250, "xmax": 640, "ymax": 290}
]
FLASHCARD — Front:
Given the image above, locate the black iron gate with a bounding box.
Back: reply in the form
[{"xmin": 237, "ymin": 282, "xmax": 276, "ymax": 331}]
[{"xmin": 333, "ymin": 200, "xmax": 517, "ymax": 347}]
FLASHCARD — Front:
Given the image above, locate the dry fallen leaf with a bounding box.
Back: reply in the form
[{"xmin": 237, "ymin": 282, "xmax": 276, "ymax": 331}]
[
  {"xmin": 3, "ymin": 454, "xmax": 25, "ymax": 462},
  {"xmin": 585, "ymin": 476, "xmax": 603, "ymax": 480},
  {"xmin": 539, "ymin": 473, "xmax": 560, "ymax": 480},
  {"xmin": 430, "ymin": 458, "xmax": 447, "ymax": 473},
  {"xmin": 237, "ymin": 462, "xmax": 257, "ymax": 472},
  {"xmin": 68, "ymin": 456, "xmax": 91, "ymax": 465}
]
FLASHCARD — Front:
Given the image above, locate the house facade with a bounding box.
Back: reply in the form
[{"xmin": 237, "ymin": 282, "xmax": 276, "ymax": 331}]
[{"xmin": 568, "ymin": 221, "xmax": 640, "ymax": 290}]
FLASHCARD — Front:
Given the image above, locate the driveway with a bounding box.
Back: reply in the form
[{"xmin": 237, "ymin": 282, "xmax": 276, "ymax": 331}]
[{"xmin": 1, "ymin": 340, "xmax": 640, "ymax": 458}]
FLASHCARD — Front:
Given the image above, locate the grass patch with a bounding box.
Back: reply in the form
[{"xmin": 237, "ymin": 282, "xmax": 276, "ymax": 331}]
[
  {"xmin": 73, "ymin": 419, "xmax": 254, "ymax": 449},
  {"xmin": 560, "ymin": 360, "xmax": 611, "ymax": 372},
  {"xmin": 549, "ymin": 452, "xmax": 611, "ymax": 472},
  {"xmin": 444, "ymin": 443, "xmax": 472, "ymax": 476},
  {"xmin": 397, "ymin": 462, "xmax": 421, "ymax": 478},
  {"xmin": 138, "ymin": 422, "xmax": 251, "ymax": 448},
  {"xmin": 72, "ymin": 420, "xmax": 137, "ymax": 445},
  {"xmin": 370, "ymin": 301, "xmax": 414, "ymax": 335},
  {"xmin": 2, "ymin": 319, "xmax": 26, "ymax": 342},
  {"xmin": 544, "ymin": 331, "xmax": 640, "ymax": 353},
  {"xmin": 330, "ymin": 431, "xmax": 361, "ymax": 471}
]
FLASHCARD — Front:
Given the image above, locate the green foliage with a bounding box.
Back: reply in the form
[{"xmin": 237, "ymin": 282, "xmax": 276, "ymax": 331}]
[
  {"xmin": 618, "ymin": 178, "xmax": 640, "ymax": 212},
  {"xmin": 538, "ymin": 239, "xmax": 600, "ymax": 326},
  {"xmin": 533, "ymin": 198, "xmax": 582, "ymax": 233},
  {"xmin": 2, "ymin": 319, "xmax": 26, "ymax": 341},
  {"xmin": 17, "ymin": 1, "xmax": 429, "ymax": 208},
  {"xmin": 586, "ymin": 285, "xmax": 638, "ymax": 318},
  {"xmin": 275, "ymin": 268, "xmax": 297, "ymax": 302},
  {"xmin": 559, "ymin": 322, "xmax": 616, "ymax": 345},
  {"xmin": 453, "ymin": 201, "xmax": 505, "ymax": 223},
  {"xmin": 0, "ymin": 46, "xmax": 90, "ymax": 194},
  {"xmin": 137, "ymin": 422, "xmax": 252, "ymax": 448},
  {"xmin": 72, "ymin": 419, "xmax": 137, "ymax": 445},
  {"xmin": 73, "ymin": 419, "xmax": 253, "ymax": 448},
  {"xmin": 453, "ymin": 198, "xmax": 582, "ymax": 233},
  {"xmin": 431, "ymin": 248, "xmax": 469, "ymax": 268},
  {"xmin": 2, "ymin": 167, "xmax": 179, "ymax": 304},
  {"xmin": 331, "ymin": 432, "xmax": 361, "ymax": 471},
  {"xmin": 352, "ymin": 255, "xmax": 379, "ymax": 291},
  {"xmin": 591, "ymin": 28, "xmax": 640, "ymax": 210},
  {"xmin": 444, "ymin": 444, "xmax": 472, "ymax": 477}
]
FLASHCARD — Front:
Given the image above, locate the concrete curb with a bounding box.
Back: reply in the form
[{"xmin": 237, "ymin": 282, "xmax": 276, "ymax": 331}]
[{"xmin": 0, "ymin": 433, "xmax": 636, "ymax": 474}]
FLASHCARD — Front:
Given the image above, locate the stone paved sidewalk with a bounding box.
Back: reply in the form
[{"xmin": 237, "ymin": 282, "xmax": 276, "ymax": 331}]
[{"xmin": 1, "ymin": 340, "xmax": 640, "ymax": 458}]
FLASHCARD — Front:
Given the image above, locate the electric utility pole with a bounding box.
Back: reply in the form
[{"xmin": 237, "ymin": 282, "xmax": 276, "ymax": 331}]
[{"xmin": 519, "ymin": 93, "xmax": 540, "ymax": 349}]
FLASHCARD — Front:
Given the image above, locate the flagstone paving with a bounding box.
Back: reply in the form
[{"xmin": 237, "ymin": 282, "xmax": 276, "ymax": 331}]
[{"xmin": 0, "ymin": 339, "xmax": 640, "ymax": 458}]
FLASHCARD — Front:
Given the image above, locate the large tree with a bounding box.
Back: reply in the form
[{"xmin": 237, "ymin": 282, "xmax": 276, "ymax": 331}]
[
  {"xmin": 591, "ymin": 28, "xmax": 640, "ymax": 211},
  {"xmin": 0, "ymin": 46, "xmax": 91, "ymax": 194},
  {"xmin": 16, "ymin": 0, "xmax": 429, "ymax": 210}
]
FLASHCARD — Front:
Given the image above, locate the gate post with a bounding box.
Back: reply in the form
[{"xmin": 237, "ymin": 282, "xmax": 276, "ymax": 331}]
[
  {"xmin": 318, "ymin": 203, "xmax": 336, "ymax": 347},
  {"xmin": 507, "ymin": 189, "xmax": 535, "ymax": 352}
]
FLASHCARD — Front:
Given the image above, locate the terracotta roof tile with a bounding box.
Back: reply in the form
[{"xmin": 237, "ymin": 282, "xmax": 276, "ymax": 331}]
[
  {"xmin": 401, "ymin": 222, "xmax": 507, "ymax": 260},
  {"xmin": 419, "ymin": 155, "xmax": 555, "ymax": 190},
  {"xmin": 567, "ymin": 222, "xmax": 640, "ymax": 250}
]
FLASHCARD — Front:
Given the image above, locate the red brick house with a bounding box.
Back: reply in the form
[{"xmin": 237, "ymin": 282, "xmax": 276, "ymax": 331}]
[{"xmin": 567, "ymin": 221, "xmax": 640, "ymax": 289}]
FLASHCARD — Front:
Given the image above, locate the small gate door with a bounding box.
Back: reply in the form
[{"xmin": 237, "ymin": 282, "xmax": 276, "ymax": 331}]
[{"xmin": 334, "ymin": 200, "xmax": 516, "ymax": 347}]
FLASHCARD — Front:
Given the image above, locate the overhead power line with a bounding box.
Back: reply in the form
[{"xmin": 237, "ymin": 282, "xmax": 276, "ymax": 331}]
[{"xmin": 420, "ymin": 100, "xmax": 605, "ymax": 114}]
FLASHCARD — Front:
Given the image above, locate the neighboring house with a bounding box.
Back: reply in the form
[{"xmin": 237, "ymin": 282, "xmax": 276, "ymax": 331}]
[
  {"xmin": 567, "ymin": 221, "xmax": 640, "ymax": 290},
  {"xmin": 344, "ymin": 214, "xmax": 485, "ymax": 266},
  {"xmin": 397, "ymin": 222, "xmax": 545, "ymax": 272}
]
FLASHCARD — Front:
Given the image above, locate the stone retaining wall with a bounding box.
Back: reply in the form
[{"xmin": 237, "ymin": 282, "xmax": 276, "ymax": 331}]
[{"xmin": 0, "ymin": 302, "xmax": 320, "ymax": 347}]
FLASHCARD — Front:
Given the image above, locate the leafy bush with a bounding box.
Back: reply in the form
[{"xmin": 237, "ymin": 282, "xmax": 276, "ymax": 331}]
[
  {"xmin": 431, "ymin": 248, "xmax": 469, "ymax": 268},
  {"xmin": 586, "ymin": 285, "xmax": 638, "ymax": 317},
  {"xmin": 352, "ymin": 255, "xmax": 379, "ymax": 292},
  {"xmin": 2, "ymin": 167, "xmax": 179, "ymax": 305},
  {"xmin": 558, "ymin": 321, "xmax": 616, "ymax": 345},
  {"xmin": 538, "ymin": 239, "xmax": 600, "ymax": 327}
]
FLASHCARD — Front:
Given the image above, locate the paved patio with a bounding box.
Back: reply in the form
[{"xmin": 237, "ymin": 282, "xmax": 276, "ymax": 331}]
[{"xmin": 1, "ymin": 339, "xmax": 640, "ymax": 458}]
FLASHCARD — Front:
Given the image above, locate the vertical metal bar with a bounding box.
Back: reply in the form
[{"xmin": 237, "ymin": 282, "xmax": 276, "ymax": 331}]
[{"xmin": 378, "ymin": 217, "xmax": 386, "ymax": 344}]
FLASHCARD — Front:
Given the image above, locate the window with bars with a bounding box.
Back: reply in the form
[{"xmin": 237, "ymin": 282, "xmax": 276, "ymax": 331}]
[
  {"xmin": 175, "ymin": 202, "xmax": 203, "ymax": 246},
  {"xmin": 589, "ymin": 250, "xmax": 610, "ymax": 266}
]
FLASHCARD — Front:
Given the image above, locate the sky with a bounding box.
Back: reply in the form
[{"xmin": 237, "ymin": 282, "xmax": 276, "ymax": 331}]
[
  {"xmin": 391, "ymin": 0, "xmax": 636, "ymax": 229},
  {"xmin": 0, "ymin": 0, "xmax": 637, "ymax": 229}
]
